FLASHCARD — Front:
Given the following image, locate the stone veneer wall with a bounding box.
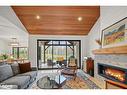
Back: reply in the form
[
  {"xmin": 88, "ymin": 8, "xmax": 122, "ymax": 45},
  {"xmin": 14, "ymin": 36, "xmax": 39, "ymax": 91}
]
[{"xmin": 94, "ymin": 54, "xmax": 127, "ymax": 88}]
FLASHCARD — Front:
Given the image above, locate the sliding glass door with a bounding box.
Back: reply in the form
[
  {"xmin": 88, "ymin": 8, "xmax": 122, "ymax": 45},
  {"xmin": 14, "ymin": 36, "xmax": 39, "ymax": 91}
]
[
  {"xmin": 53, "ymin": 46, "xmax": 66, "ymax": 62},
  {"xmin": 37, "ymin": 40, "xmax": 81, "ymax": 69}
]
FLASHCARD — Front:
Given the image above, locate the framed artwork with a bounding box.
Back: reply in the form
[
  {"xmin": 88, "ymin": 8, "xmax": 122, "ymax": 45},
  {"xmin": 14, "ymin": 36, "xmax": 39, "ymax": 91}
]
[{"xmin": 101, "ymin": 17, "xmax": 127, "ymax": 48}]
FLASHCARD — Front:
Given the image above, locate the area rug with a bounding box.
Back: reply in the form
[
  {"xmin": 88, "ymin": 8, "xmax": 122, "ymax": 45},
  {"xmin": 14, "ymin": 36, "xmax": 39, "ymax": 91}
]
[
  {"xmin": 30, "ymin": 70, "xmax": 100, "ymax": 89},
  {"xmin": 66, "ymin": 76, "xmax": 89, "ymax": 89}
]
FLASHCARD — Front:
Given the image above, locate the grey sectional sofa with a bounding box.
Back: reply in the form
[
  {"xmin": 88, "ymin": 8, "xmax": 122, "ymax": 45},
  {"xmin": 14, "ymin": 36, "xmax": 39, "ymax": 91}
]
[{"xmin": 0, "ymin": 63, "xmax": 37, "ymax": 89}]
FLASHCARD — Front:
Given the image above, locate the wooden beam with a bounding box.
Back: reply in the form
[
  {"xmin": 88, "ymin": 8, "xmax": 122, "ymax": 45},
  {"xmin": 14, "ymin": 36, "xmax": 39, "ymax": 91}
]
[{"xmin": 92, "ymin": 45, "xmax": 127, "ymax": 54}]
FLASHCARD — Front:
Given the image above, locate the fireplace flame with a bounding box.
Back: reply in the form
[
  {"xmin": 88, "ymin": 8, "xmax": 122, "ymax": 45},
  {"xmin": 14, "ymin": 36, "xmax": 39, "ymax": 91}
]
[{"xmin": 105, "ymin": 68, "xmax": 125, "ymax": 82}]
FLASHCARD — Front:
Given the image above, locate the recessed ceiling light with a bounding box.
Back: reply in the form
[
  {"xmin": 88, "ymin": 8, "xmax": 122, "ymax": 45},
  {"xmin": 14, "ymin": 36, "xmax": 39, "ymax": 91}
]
[
  {"xmin": 78, "ymin": 17, "xmax": 83, "ymax": 21},
  {"xmin": 36, "ymin": 15, "xmax": 40, "ymax": 20}
]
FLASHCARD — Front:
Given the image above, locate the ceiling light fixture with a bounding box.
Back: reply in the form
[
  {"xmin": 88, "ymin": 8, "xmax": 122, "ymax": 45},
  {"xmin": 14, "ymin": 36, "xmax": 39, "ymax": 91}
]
[
  {"xmin": 36, "ymin": 15, "xmax": 40, "ymax": 20},
  {"xmin": 9, "ymin": 38, "xmax": 19, "ymax": 46},
  {"xmin": 78, "ymin": 17, "xmax": 83, "ymax": 21}
]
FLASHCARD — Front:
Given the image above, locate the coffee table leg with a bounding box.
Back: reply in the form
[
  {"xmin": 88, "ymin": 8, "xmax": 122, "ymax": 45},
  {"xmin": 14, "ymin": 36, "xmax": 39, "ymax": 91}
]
[{"xmin": 59, "ymin": 75, "xmax": 61, "ymax": 88}]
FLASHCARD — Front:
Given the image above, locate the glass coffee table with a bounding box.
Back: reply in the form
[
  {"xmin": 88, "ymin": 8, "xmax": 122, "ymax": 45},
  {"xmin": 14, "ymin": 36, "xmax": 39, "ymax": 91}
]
[
  {"xmin": 55, "ymin": 75, "xmax": 67, "ymax": 88},
  {"xmin": 37, "ymin": 75, "xmax": 66, "ymax": 89},
  {"xmin": 37, "ymin": 76, "xmax": 58, "ymax": 89}
]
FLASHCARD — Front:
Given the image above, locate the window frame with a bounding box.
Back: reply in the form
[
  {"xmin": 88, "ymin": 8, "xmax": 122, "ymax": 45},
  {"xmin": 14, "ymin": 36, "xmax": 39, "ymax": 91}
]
[
  {"xmin": 12, "ymin": 47, "xmax": 28, "ymax": 59},
  {"xmin": 37, "ymin": 39, "xmax": 81, "ymax": 70}
]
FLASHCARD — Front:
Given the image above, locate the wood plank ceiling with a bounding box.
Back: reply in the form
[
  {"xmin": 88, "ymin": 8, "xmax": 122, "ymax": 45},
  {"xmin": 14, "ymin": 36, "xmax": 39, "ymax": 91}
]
[{"xmin": 12, "ymin": 6, "xmax": 100, "ymax": 35}]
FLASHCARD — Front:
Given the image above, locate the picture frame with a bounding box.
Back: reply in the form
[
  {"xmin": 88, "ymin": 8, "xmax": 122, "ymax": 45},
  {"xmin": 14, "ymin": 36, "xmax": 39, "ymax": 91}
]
[{"xmin": 101, "ymin": 17, "xmax": 127, "ymax": 48}]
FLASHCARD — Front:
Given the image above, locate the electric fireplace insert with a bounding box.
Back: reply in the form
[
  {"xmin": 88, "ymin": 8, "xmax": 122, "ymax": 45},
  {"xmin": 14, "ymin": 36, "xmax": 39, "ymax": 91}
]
[{"xmin": 98, "ymin": 63, "xmax": 127, "ymax": 85}]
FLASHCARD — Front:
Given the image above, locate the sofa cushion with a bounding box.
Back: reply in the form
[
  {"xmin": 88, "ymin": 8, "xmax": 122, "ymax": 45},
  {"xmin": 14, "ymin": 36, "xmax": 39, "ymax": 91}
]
[
  {"xmin": 2, "ymin": 76, "xmax": 30, "ymax": 89},
  {"xmin": 0, "ymin": 64, "xmax": 13, "ymax": 82},
  {"xmin": 0, "ymin": 62, "xmax": 6, "ymax": 66},
  {"xmin": 11, "ymin": 62, "xmax": 20, "ymax": 75},
  {"xmin": 19, "ymin": 71, "xmax": 37, "ymax": 79},
  {"xmin": 19, "ymin": 62, "xmax": 32, "ymax": 73}
]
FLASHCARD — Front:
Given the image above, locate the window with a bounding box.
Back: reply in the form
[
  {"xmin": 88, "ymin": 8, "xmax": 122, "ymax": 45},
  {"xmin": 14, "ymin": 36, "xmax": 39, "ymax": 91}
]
[
  {"xmin": 53, "ymin": 46, "xmax": 66, "ymax": 62},
  {"xmin": 13, "ymin": 48, "xmax": 18, "ymax": 59},
  {"xmin": 12, "ymin": 47, "xmax": 28, "ymax": 59},
  {"xmin": 38, "ymin": 40, "xmax": 81, "ymax": 69}
]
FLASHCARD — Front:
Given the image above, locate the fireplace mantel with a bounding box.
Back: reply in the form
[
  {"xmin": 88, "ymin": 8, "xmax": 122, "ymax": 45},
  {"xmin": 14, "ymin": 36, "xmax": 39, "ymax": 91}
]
[{"xmin": 92, "ymin": 45, "xmax": 127, "ymax": 54}]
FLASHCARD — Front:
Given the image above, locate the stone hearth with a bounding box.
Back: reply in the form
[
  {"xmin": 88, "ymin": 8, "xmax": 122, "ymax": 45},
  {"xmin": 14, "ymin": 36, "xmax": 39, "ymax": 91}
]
[{"xmin": 94, "ymin": 54, "xmax": 127, "ymax": 88}]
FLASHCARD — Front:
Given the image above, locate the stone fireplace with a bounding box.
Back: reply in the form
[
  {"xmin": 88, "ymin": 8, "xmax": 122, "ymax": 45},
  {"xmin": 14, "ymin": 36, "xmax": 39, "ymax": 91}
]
[
  {"xmin": 94, "ymin": 54, "xmax": 127, "ymax": 88},
  {"xmin": 98, "ymin": 63, "xmax": 127, "ymax": 85}
]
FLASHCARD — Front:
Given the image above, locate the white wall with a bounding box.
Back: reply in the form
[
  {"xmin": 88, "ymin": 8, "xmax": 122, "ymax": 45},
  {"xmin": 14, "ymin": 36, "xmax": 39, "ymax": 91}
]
[
  {"xmin": 87, "ymin": 6, "xmax": 127, "ymax": 58},
  {"xmin": 100, "ymin": 6, "xmax": 127, "ymax": 30},
  {"xmin": 0, "ymin": 39, "xmax": 9, "ymax": 54},
  {"xmin": 0, "ymin": 6, "xmax": 27, "ymax": 33},
  {"xmin": 0, "ymin": 6, "xmax": 29, "ymax": 47},
  {"xmin": 29, "ymin": 35, "xmax": 88, "ymax": 67},
  {"xmin": 87, "ymin": 18, "xmax": 101, "ymax": 58}
]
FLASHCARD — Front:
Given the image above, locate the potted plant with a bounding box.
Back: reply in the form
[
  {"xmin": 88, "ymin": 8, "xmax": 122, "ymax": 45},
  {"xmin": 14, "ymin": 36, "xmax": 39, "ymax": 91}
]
[{"xmin": 1, "ymin": 54, "xmax": 8, "ymax": 60}]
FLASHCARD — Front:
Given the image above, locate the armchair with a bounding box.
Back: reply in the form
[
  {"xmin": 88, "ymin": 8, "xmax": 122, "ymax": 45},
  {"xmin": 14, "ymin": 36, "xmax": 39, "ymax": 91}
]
[{"xmin": 61, "ymin": 57, "xmax": 77, "ymax": 80}]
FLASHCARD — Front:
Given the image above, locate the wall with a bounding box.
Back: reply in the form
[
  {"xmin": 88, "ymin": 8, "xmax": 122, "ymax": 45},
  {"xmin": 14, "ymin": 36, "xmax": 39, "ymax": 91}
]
[
  {"xmin": 92, "ymin": 6, "xmax": 127, "ymax": 88},
  {"xmin": 87, "ymin": 6, "xmax": 127, "ymax": 58},
  {"xmin": 0, "ymin": 6, "xmax": 29, "ymax": 47},
  {"xmin": 0, "ymin": 6, "xmax": 27, "ymax": 33},
  {"xmin": 100, "ymin": 6, "xmax": 127, "ymax": 30},
  {"xmin": 0, "ymin": 6, "xmax": 29, "ymax": 56},
  {"xmin": 0, "ymin": 39, "xmax": 9, "ymax": 54},
  {"xmin": 87, "ymin": 18, "xmax": 101, "ymax": 58},
  {"xmin": 29, "ymin": 35, "xmax": 88, "ymax": 67}
]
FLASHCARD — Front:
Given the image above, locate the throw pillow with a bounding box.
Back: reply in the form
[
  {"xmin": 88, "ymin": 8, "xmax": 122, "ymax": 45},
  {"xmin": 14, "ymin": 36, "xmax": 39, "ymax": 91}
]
[
  {"xmin": 19, "ymin": 62, "xmax": 32, "ymax": 73},
  {"xmin": 11, "ymin": 62, "xmax": 20, "ymax": 75}
]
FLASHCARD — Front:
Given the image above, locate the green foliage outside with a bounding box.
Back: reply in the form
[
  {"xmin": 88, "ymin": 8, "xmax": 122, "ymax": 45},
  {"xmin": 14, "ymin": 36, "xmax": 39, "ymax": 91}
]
[{"xmin": 0, "ymin": 54, "xmax": 8, "ymax": 60}]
